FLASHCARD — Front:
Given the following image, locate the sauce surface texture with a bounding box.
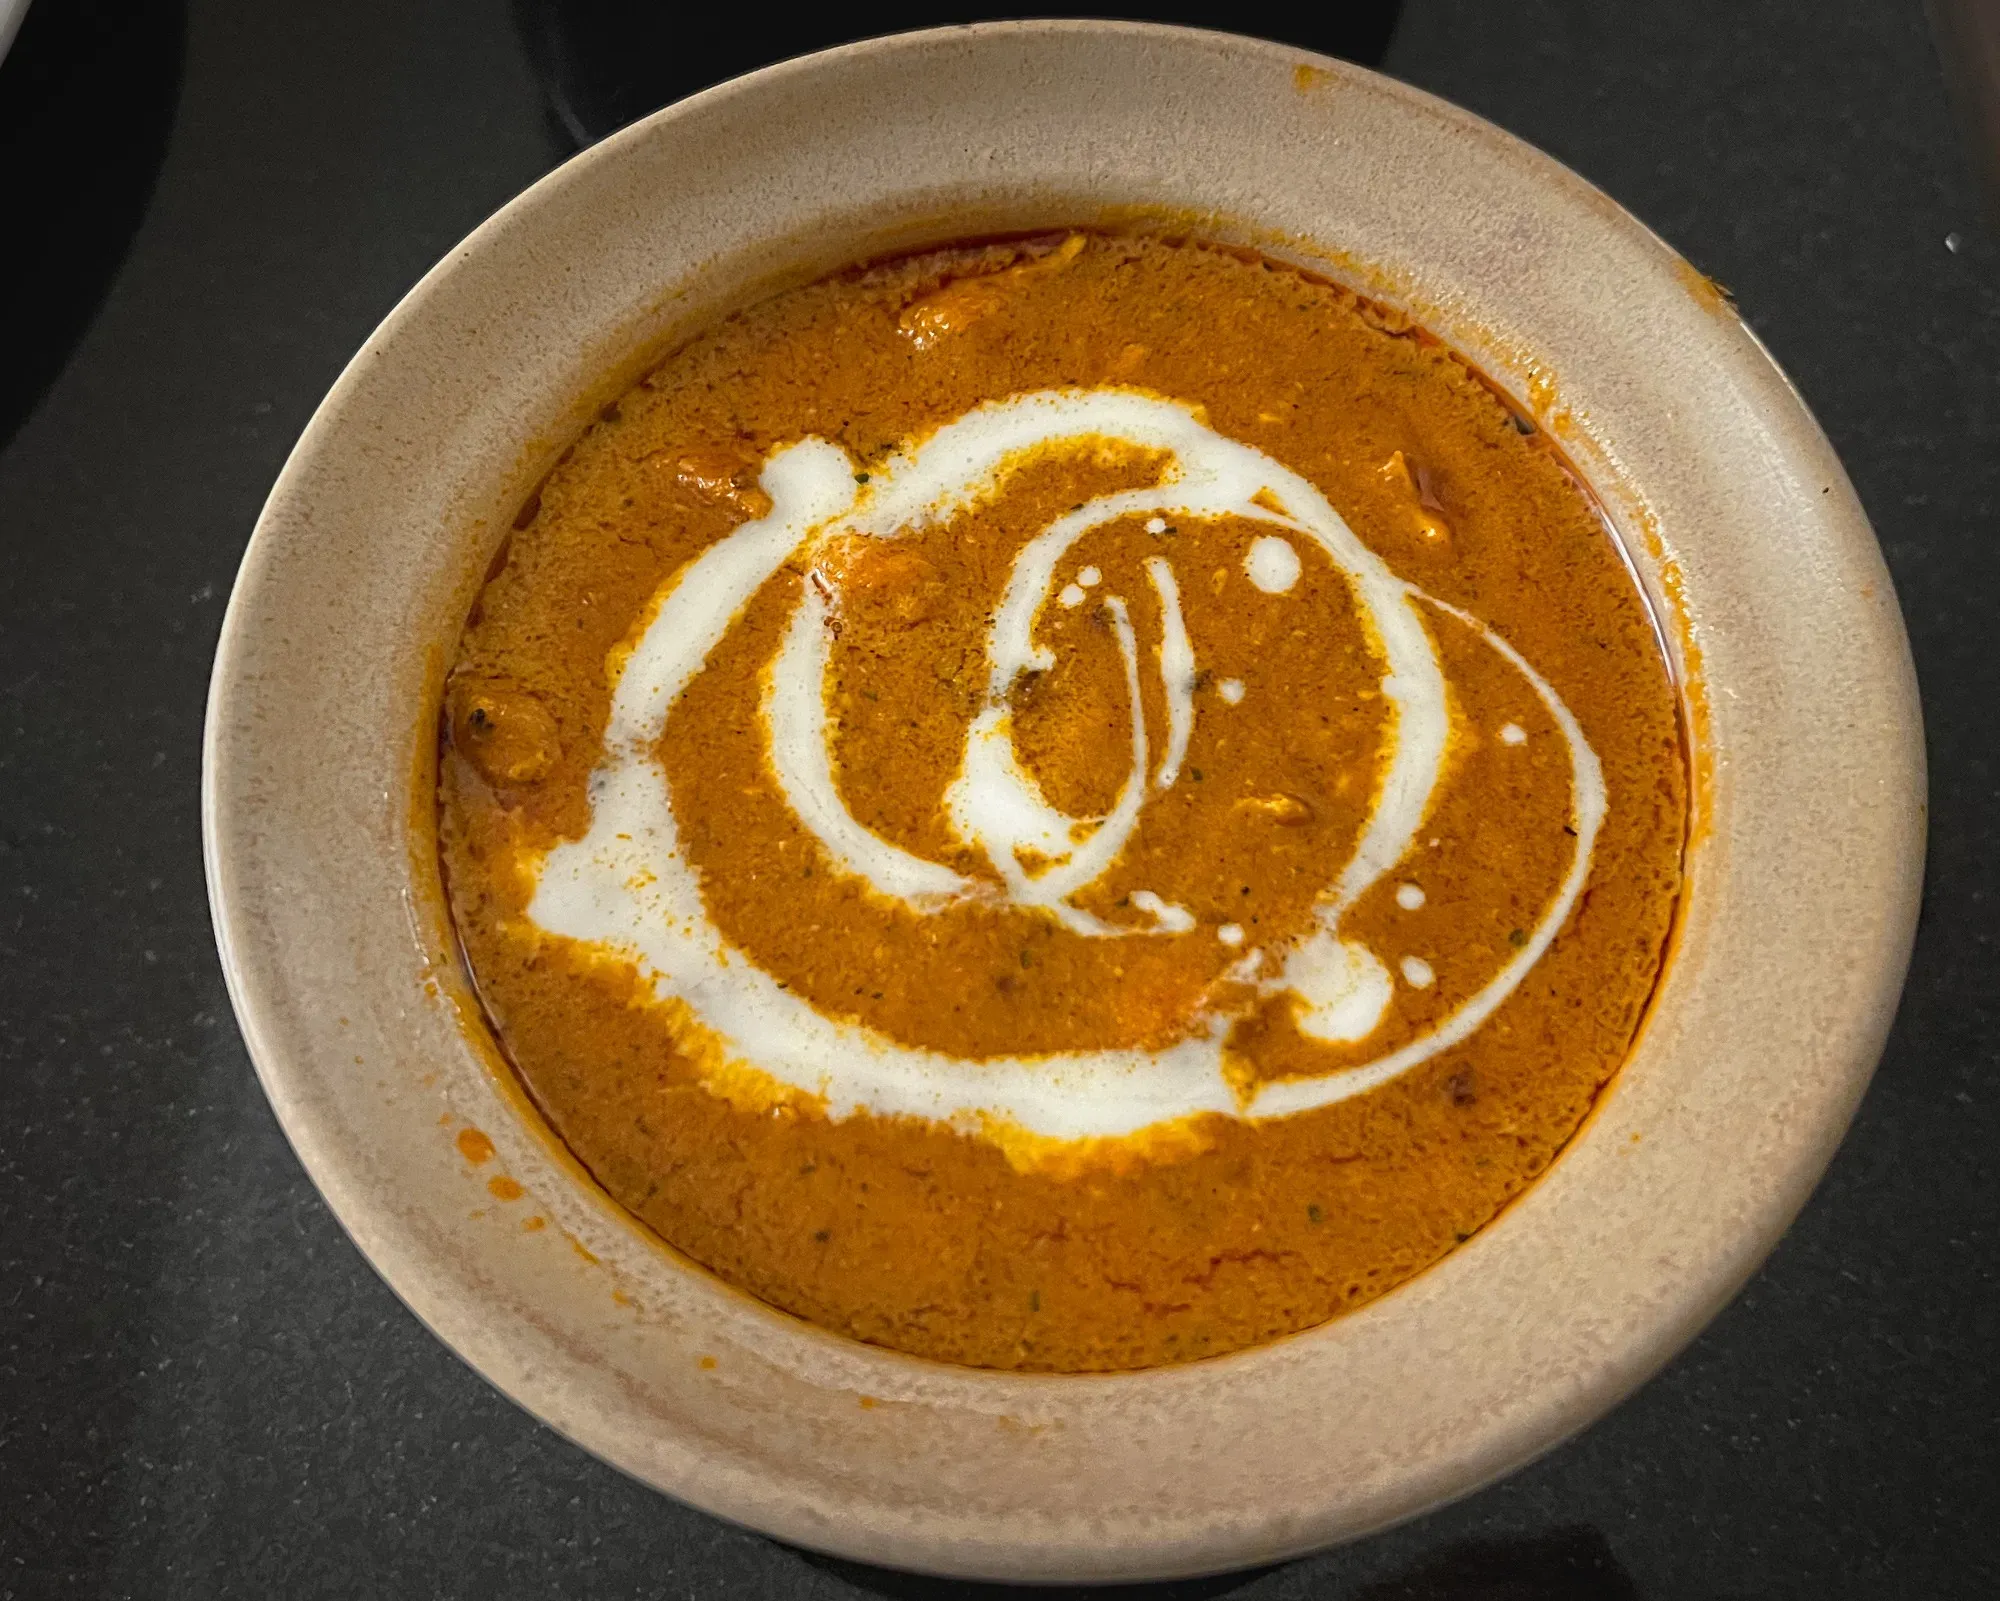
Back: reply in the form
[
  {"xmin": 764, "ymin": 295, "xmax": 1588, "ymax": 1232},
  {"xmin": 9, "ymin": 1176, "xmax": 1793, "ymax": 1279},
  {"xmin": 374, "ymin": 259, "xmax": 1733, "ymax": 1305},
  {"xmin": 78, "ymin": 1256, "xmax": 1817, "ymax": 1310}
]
[{"xmin": 439, "ymin": 232, "xmax": 1686, "ymax": 1371}]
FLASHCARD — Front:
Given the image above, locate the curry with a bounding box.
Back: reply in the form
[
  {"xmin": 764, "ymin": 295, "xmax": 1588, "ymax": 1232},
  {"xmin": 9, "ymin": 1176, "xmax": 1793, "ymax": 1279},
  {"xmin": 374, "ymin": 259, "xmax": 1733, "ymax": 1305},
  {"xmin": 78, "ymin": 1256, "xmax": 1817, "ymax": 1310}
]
[{"xmin": 438, "ymin": 231, "xmax": 1686, "ymax": 1371}]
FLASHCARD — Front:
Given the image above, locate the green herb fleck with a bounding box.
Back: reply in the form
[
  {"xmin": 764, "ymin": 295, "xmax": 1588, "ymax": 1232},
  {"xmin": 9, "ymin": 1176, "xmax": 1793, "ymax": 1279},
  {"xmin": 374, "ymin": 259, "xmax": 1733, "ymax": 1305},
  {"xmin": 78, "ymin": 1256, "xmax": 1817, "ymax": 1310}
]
[
  {"xmin": 1507, "ymin": 927, "xmax": 1527, "ymax": 948},
  {"xmin": 1306, "ymin": 1203, "xmax": 1324, "ymax": 1224}
]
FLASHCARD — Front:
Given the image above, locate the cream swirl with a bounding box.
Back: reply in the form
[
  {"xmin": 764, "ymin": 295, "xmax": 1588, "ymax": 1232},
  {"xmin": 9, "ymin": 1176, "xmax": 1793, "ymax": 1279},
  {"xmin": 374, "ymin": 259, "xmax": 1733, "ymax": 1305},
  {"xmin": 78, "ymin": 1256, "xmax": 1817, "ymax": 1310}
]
[{"xmin": 527, "ymin": 389, "xmax": 1605, "ymax": 1143}]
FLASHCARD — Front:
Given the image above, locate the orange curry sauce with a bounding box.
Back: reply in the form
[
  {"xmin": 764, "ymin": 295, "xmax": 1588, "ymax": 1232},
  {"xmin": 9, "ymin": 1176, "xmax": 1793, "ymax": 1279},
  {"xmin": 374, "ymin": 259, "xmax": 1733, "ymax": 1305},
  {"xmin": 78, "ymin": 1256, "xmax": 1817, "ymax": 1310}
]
[{"xmin": 439, "ymin": 233, "xmax": 1685, "ymax": 1371}]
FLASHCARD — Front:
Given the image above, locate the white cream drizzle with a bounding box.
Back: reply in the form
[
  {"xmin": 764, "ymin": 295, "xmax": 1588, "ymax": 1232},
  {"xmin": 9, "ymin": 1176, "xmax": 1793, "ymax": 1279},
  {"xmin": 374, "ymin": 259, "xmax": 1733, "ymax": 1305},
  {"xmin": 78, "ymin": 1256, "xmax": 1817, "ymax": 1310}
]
[
  {"xmin": 1144, "ymin": 555, "xmax": 1195, "ymax": 790},
  {"xmin": 528, "ymin": 389, "xmax": 1607, "ymax": 1145},
  {"xmin": 1130, "ymin": 890, "xmax": 1197, "ymax": 934}
]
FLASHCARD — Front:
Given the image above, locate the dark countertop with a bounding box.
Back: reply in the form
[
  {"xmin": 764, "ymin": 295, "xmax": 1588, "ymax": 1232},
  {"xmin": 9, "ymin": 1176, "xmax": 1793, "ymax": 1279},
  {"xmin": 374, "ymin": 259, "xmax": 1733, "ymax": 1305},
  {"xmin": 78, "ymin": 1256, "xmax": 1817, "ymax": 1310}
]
[{"xmin": 3, "ymin": 1, "xmax": 1994, "ymax": 1595}]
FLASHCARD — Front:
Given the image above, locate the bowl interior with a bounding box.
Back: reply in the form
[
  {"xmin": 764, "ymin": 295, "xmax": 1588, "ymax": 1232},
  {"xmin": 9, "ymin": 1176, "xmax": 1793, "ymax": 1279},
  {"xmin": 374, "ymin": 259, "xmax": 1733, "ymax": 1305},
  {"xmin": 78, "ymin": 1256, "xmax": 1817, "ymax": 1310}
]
[{"xmin": 203, "ymin": 22, "xmax": 1922, "ymax": 1582}]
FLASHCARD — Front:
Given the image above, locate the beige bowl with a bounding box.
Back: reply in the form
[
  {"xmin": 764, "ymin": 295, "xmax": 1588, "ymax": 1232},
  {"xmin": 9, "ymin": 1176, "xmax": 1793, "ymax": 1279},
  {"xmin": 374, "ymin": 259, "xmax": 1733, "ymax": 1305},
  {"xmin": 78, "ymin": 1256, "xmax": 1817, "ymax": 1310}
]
[{"xmin": 202, "ymin": 21, "xmax": 1924, "ymax": 1582}]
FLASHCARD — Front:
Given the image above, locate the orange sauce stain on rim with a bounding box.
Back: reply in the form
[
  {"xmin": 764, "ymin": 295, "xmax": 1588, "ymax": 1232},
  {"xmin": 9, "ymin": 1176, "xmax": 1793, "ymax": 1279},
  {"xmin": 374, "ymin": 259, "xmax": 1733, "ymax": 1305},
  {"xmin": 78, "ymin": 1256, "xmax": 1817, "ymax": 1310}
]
[{"xmin": 1670, "ymin": 253, "xmax": 1737, "ymax": 318}]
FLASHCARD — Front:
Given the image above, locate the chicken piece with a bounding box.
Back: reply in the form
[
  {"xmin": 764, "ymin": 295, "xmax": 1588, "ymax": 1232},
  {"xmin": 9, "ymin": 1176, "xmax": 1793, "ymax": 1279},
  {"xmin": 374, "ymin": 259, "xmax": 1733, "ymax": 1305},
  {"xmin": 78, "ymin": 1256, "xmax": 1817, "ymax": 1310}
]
[
  {"xmin": 1236, "ymin": 791, "xmax": 1315, "ymax": 826},
  {"xmin": 657, "ymin": 446, "xmax": 774, "ymax": 518},
  {"xmin": 814, "ymin": 535, "xmax": 942, "ymax": 627},
  {"xmin": 450, "ymin": 684, "xmax": 562, "ymax": 787},
  {"xmin": 1376, "ymin": 449, "xmax": 1453, "ymax": 544},
  {"xmin": 896, "ymin": 233, "xmax": 1088, "ymax": 349}
]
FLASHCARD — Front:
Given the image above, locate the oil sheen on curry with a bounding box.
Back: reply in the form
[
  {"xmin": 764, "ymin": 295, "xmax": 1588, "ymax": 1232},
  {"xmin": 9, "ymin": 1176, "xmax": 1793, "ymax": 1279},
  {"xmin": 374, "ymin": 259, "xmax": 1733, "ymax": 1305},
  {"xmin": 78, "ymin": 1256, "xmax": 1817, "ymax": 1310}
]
[{"xmin": 439, "ymin": 232, "xmax": 1686, "ymax": 1372}]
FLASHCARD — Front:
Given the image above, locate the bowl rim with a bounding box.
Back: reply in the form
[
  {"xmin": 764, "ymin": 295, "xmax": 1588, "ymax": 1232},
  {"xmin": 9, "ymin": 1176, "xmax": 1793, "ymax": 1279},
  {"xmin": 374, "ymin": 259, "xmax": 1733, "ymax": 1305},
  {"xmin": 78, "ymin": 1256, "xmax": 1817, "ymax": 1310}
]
[{"xmin": 203, "ymin": 20, "xmax": 1925, "ymax": 1581}]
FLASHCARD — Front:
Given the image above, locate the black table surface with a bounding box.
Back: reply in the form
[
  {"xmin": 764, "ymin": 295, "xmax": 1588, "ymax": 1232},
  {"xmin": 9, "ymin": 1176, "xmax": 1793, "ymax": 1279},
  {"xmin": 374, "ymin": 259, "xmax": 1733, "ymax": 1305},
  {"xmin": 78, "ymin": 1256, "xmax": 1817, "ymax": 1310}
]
[{"xmin": 5, "ymin": 1, "xmax": 1996, "ymax": 1595}]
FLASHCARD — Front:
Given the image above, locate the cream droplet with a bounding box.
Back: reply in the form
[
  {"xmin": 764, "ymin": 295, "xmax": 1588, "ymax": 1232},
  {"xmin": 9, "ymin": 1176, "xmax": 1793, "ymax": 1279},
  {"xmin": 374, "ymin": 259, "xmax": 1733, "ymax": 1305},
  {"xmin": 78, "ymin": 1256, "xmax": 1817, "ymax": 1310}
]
[
  {"xmin": 1077, "ymin": 565, "xmax": 1101, "ymax": 587},
  {"xmin": 1289, "ymin": 933, "xmax": 1394, "ymax": 1042},
  {"xmin": 1395, "ymin": 883, "xmax": 1426, "ymax": 910},
  {"xmin": 1400, "ymin": 956, "xmax": 1436, "ymax": 989},
  {"xmin": 1145, "ymin": 516, "xmax": 1167, "ymax": 534},
  {"xmin": 1218, "ymin": 678, "xmax": 1245, "ymax": 705},
  {"xmin": 1500, "ymin": 722, "xmax": 1527, "ymax": 745},
  {"xmin": 1058, "ymin": 583, "xmax": 1085, "ymax": 608},
  {"xmin": 1218, "ymin": 923, "xmax": 1245, "ymax": 947},
  {"xmin": 1245, "ymin": 534, "xmax": 1302, "ymax": 594}
]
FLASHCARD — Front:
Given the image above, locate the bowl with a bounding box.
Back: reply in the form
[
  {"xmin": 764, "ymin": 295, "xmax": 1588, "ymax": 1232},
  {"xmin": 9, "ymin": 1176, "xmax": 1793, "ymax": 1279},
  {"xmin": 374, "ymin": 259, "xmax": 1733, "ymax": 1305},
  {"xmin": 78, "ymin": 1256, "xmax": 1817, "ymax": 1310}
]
[{"xmin": 202, "ymin": 22, "xmax": 1924, "ymax": 1582}]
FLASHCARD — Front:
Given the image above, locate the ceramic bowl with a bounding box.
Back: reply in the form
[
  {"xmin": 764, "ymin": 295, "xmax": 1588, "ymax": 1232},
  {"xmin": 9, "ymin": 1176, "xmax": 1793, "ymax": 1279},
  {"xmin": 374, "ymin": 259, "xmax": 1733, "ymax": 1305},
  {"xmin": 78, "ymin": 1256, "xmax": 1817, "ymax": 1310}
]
[{"xmin": 202, "ymin": 22, "xmax": 1924, "ymax": 1582}]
